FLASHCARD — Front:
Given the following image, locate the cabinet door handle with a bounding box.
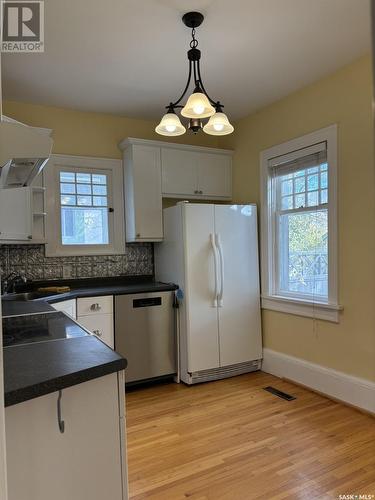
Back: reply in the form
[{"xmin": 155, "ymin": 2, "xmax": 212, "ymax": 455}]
[
  {"xmin": 57, "ymin": 390, "xmax": 65, "ymax": 434},
  {"xmin": 90, "ymin": 303, "xmax": 101, "ymax": 311},
  {"xmin": 93, "ymin": 329, "xmax": 102, "ymax": 337},
  {"xmin": 199, "ymin": 190, "xmax": 203, "ymax": 194},
  {"xmin": 136, "ymin": 233, "xmax": 141, "ymax": 238}
]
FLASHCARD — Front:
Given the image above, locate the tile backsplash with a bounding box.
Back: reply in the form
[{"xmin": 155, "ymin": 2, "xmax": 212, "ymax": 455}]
[{"xmin": 0, "ymin": 244, "xmax": 153, "ymax": 281}]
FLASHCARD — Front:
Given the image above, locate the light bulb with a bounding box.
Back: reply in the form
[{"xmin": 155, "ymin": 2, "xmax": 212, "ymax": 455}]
[
  {"xmin": 166, "ymin": 124, "xmax": 177, "ymax": 132},
  {"xmin": 213, "ymin": 123, "xmax": 224, "ymax": 131},
  {"xmin": 181, "ymin": 92, "xmax": 215, "ymax": 119},
  {"xmin": 193, "ymin": 104, "xmax": 205, "ymax": 115}
]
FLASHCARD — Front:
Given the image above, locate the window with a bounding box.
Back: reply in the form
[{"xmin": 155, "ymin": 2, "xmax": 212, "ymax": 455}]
[
  {"xmin": 45, "ymin": 155, "xmax": 124, "ymax": 256},
  {"xmin": 260, "ymin": 125, "xmax": 340, "ymax": 322},
  {"xmin": 59, "ymin": 171, "xmax": 109, "ymax": 245}
]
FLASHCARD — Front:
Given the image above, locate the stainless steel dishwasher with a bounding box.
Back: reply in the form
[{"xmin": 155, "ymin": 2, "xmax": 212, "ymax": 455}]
[{"xmin": 114, "ymin": 291, "xmax": 176, "ymax": 383}]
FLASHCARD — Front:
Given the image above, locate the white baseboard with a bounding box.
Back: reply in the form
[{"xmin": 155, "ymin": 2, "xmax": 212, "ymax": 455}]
[{"xmin": 262, "ymin": 348, "xmax": 375, "ymax": 414}]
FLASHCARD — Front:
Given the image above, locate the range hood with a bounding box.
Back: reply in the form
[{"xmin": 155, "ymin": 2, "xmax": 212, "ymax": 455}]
[{"xmin": 0, "ymin": 117, "xmax": 53, "ymax": 188}]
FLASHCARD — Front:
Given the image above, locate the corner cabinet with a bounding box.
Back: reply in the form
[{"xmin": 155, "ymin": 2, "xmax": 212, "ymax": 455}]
[
  {"xmin": 5, "ymin": 372, "xmax": 128, "ymax": 500},
  {"xmin": 119, "ymin": 140, "xmax": 163, "ymax": 243},
  {"xmin": 119, "ymin": 138, "xmax": 233, "ymax": 242}
]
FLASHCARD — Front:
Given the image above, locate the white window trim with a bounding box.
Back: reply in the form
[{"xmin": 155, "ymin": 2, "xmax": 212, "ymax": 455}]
[
  {"xmin": 260, "ymin": 124, "xmax": 342, "ymax": 322},
  {"xmin": 45, "ymin": 154, "xmax": 125, "ymax": 256}
]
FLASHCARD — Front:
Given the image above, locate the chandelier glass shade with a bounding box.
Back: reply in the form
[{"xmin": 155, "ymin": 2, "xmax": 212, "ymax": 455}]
[
  {"xmin": 155, "ymin": 112, "xmax": 186, "ymax": 136},
  {"xmin": 181, "ymin": 91, "xmax": 215, "ymax": 119},
  {"xmin": 155, "ymin": 12, "xmax": 234, "ymax": 137},
  {"xmin": 203, "ymin": 111, "xmax": 234, "ymax": 136}
]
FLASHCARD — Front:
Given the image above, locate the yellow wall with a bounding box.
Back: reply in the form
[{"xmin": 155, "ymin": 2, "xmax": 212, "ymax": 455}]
[
  {"xmin": 4, "ymin": 55, "xmax": 375, "ymax": 382},
  {"xmin": 3, "ymin": 100, "xmax": 220, "ymax": 158},
  {"xmin": 221, "ymin": 55, "xmax": 375, "ymax": 382}
]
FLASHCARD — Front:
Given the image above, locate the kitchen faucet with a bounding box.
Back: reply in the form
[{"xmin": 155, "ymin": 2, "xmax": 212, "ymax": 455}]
[{"xmin": 2, "ymin": 272, "xmax": 27, "ymax": 295}]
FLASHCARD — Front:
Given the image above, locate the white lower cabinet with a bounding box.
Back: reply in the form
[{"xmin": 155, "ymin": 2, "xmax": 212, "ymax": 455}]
[
  {"xmin": 77, "ymin": 296, "xmax": 114, "ymax": 348},
  {"xmin": 5, "ymin": 372, "xmax": 128, "ymax": 500},
  {"xmin": 78, "ymin": 313, "xmax": 114, "ymax": 348},
  {"xmin": 51, "ymin": 298, "xmax": 77, "ymax": 319}
]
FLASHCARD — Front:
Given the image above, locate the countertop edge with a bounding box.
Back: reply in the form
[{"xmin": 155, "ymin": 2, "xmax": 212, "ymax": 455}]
[{"xmin": 5, "ymin": 357, "xmax": 127, "ymax": 407}]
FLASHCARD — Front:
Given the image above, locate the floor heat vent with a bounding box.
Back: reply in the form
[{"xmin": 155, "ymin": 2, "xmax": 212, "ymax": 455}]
[{"xmin": 263, "ymin": 386, "xmax": 296, "ymax": 401}]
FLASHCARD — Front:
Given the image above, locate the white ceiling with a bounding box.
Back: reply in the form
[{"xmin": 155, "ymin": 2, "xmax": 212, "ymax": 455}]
[{"xmin": 2, "ymin": 0, "xmax": 371, "ymax": 121}]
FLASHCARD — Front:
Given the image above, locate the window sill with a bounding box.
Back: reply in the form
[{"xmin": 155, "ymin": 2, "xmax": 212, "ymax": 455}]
[{"xmin": 261, "ymin": 295, "xmax": 343, "ymax": 323}]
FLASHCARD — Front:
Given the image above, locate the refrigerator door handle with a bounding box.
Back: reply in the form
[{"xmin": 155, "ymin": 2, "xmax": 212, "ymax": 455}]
[
  {"xmin": 216, "ymin": 234, "xmax": 224, "ymax": 307},
  {"xmin": 210, "ymin": 233, "xmax": 219, "ymax": 307}
]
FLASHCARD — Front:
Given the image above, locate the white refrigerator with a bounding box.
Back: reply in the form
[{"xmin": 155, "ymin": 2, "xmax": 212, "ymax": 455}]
[{"xmin": 155, "ymin": 203, "xmax": 262, "ymax": 385}]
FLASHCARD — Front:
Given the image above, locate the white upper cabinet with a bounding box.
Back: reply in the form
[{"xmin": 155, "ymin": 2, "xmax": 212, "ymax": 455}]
[
  {"xmin": 120, "ymin": 140, "xmax": 163, "ymax": 242},
  {"xmin": 197, "ymin": 153, "xmax": 232, "ymax": 199},
  {"xmin": 0, "ymin": 187, "xmax": 33, "ymax": 241},
  {"xmin": 0, "ymin": 173, "xmax": 46, "ymax": 243},
  {"xmin": 119, "ymin": 138, "xmax": 233, "ymax": 242},
  {"xmin": 161, "ymin": 146, "xmax": 232, "ymax": 200},
  {"xmin": 162, "ymin": 148, "xmax": 199, "ymax": 196}
]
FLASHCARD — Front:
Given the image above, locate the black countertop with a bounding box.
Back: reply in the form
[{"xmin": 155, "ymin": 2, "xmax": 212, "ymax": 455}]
[
  {"xmin": 4, "ymin": 335, "xmax": 127, "ymax": 407},
  {"xmin": 2, "ymin": 276, "xmax": 176, "ymax": 407},
  {"xmin": 2, "ymin": 299, "xmax": 55, "ymax": 317},
  {"xmin": 2, "ymin": 276, "xmax": 178, "ymax": 317},
  {"xmin": 45, "ymin": 281, "xmax": 178, "ymax": 303}
]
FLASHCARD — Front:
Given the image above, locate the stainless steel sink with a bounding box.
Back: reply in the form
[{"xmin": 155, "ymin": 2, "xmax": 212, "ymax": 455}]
[{"xmin": 1, "ymin": 291, "xmax": 61, "ymax": 301}]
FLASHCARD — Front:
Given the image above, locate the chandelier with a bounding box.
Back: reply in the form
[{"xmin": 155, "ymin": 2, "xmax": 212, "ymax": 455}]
[{"xmin": 155, "ymin": 11, "xmax": 234, "ymax": 137}]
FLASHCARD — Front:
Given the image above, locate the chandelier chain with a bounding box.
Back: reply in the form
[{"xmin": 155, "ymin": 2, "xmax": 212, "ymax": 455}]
[{"xmin": 190, "ymin": 28, "xmax": 198, "ymax": 49}]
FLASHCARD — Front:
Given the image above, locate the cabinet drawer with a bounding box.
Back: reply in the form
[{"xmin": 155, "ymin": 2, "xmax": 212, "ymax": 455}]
[
  {"xmin": 77, "ymin": 296, "xmax": 113, "ymax": 316},
  {"xmin": 78, "ymin": 314, "xmax": 114, "ymax": 349}
]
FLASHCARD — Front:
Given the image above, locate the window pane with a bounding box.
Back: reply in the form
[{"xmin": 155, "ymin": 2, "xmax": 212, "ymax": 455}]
[
  {"xmin": 278, "ymin": 210, "xmax": 328, "ymax": 298},
  {"xmin": 61, "ymin": 195, "xmax": 76, "ymax": 206},
  {"xmin": 320, "ymin": 163, "xmax": 328, "ymax": 171},
  {"xmin": 60, "ymin": 183, "xmax": 75, "ymax": 194},
  {"xmin": 307, "ymin": 174, "xmax": 319, "ymax": 191},
  {"xmin": 93, "ymin": 184, "xmax": 107, "ymax": 195},
  {"xmin": 320, "ymin": 171, "xmax": 328, "ymax": 188},
  {"xmin": 307, "ymin": 166, "xmax": 319, "ymax": 174},
  {"xmin": 92, "ymin": 174, "xmax": 107, "ymax": 185},
  {"xmin": 61, "ymin": 207, "xmax": 109, "ymax": 245},
  {"xmin": 295, "ymin": 194, "xmax": 305, "ymax": 208},
  {"xmin": 93, "ymin": 196, "xmax": 107, "ymax": 207},
  {"xmin": 294, "ymin": 177, "xmax": 305, "ymax": 193},
  {"xmin": 281, "ymin": 196, "xmax": 293, "ymax": 210},
  {"xmin": 321, "ymin": 189, "xmax": 328, "ymax": 204},
  {"xmin": 77, "ymin": 195, "xmax": 92, "ymax": 206},
  {"xmin": 76, "ymin": 173, "xmax": 91, "ymax": 184},
  {"xmin": 60, "ymin": 172, "xmax": 75, "ymax": 183},
  {"xmin": 281, "ymin": 180, "xmax": 293, "ymax": 196},
  {"xmin": 77, "ymin": 184, "xmax": 92, "ymax": 195},
  {"xmin": 307, "ymin": 191, "xmax": 319, "ymax": 207}
]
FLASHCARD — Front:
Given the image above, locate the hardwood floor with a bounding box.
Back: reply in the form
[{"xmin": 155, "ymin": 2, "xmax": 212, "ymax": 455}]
[{"xmin": 126, "ymin": 372, "xmax": 375, "ymax": 499}]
